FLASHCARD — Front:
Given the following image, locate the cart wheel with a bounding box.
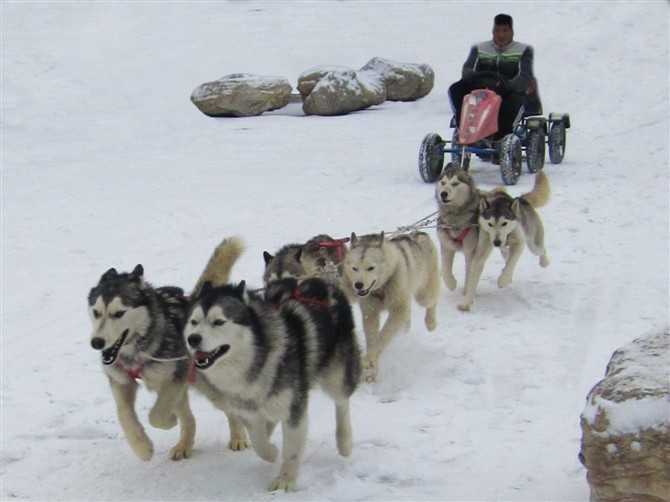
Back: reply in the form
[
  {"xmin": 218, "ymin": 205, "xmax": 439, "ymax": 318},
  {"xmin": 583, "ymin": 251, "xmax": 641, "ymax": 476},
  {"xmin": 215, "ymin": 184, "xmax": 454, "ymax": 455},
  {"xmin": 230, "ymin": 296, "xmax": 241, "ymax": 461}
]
[
  {"xmin": 499, "ymin": 134, "xmax": 522, "ymax": 185},
  {"xmin": 450, "ymin": 129, "xmax": 471, "ymax": 171},
  {"xmin": 548, "ymin": 122, "xmax": 566, "ymax": 164},
  {"xmin": 418, "ymin": 133, "xmax": 444, "ymax": 183},
  {"xmin": 526, "ymin": 129, "xmax": 545, "ymax": 173}
]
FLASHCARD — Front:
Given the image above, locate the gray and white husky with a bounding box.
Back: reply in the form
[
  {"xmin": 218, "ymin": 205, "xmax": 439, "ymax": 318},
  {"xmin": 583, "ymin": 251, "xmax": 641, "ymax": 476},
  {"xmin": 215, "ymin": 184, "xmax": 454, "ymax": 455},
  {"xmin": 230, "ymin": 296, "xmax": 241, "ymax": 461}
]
[
  {"xmin": 184, "ymin": 275, "xmax": 361, "ymax": 491},
  {"xmin": 88, "ymin": 265, "xmax": 196, "ymax": 461},
  {"xmin": 87, "ymin": 238, "xmax": 249, "ymax": 461},
  {"xmin": 459, "ymin": 171, "xmax": 551, "ymax": 311},
  {"xmin": 342, "ymin": 231, "xmax": 440, "ymax": 382},
  {"xmin": 262, "ymin": 234, "xmax": 347, "ymax": 285},
  {"xmin": 435, "ymin": 164, "xmax": 482, "ymax": 297}
]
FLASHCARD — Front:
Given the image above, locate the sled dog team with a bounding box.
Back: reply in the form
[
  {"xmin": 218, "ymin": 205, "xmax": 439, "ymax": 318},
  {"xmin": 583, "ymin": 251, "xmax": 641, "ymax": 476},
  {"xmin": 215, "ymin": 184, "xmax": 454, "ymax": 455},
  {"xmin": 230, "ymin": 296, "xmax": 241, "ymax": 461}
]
[{"xmin": 87, "ymin": 166, "xmax": 551, "ymax": 491}]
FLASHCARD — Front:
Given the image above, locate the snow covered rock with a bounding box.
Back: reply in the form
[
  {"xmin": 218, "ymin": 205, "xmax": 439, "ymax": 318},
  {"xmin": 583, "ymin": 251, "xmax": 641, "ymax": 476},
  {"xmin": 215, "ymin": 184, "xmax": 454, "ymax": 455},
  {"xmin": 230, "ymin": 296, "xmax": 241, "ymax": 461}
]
[
  {"xmin": 579, "ymin": 331, "xmax": 670, "ymax": 502},
  {"xmin": 191, "ymin": 73, "xmax": 292, "ymax": 117},
  {"xmin": 360, "ymin": 57, "xmax": 434, "ymax": 101},
  {"xmin": 302, "ymin": 70, "xmax": 384, "ymax": 116},
  {"xmin": 297, "ymin": 66, "xmax": 353, "ymax": 99}
]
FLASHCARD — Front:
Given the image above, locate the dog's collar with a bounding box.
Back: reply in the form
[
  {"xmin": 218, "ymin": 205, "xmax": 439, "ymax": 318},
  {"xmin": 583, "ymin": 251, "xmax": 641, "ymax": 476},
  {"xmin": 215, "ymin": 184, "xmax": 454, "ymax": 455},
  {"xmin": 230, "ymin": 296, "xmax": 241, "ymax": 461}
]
[{"xmin": 448, "ymin": 227, "xmax": 472, "ymax": 246}]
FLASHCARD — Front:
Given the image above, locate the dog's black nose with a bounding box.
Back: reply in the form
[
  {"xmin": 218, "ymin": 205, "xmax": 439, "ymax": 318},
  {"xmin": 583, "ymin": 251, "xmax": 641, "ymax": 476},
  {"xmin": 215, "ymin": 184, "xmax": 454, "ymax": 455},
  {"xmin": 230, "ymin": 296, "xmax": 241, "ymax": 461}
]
[
  {"xmin": 440, "ymin": 192, "xmax": 449, "ymax": 202},
  {"xmin": 187, "ymin": 334, "xmax": 202, "ymax": 348},
  {"xmin": 493, "ymin": 240, "xmax": 501, "ymax": 247},
  {"xmin": 354, "ymin": 282, "xmax": 364, "ymax": 290},
  {"xmin": 91, "ymin": 337, "xmax": 105, "ymax": 350}
]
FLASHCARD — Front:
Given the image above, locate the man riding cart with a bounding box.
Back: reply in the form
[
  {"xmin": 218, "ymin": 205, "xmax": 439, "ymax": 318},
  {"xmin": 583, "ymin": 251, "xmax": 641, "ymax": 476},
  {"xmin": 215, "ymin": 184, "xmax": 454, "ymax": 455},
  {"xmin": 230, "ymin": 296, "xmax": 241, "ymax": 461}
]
[{"xmin": 418, "ymin": 13, "xmax": 569, "ymax": 185}]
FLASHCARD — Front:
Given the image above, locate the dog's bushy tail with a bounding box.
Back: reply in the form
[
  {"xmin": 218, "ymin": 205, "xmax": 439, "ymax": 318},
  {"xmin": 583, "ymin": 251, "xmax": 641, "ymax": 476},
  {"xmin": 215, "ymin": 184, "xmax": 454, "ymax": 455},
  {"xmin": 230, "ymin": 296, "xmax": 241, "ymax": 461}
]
[
  {"xmin": 192, "ymin": 237, "xmax": 244, "ymax": 296},
  {"xmin": 521, "ymin": 171, "xmax": 550, "ymax": 208}
]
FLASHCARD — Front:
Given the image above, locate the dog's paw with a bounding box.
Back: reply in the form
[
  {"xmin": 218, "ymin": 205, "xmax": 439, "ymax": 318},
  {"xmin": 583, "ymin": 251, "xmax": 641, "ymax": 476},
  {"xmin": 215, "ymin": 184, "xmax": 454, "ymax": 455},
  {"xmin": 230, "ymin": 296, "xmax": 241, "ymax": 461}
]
[
  {"xmin": 424, "ymin": 312, "xmax": 437, "ymax": 331},
  {"xmin": 129, "ymin": 437, "xmax": 154, "ymax": 461},
  {"xmin": 540, "ymin": 255, "xmax": 550, "ymax": 268},
  {"xmin": 337, "ymin": 434, "xmax": 353, "ymax": 457},
  {"xmin": 169, "ymin": 440, "xmax": 193, "ymax": 461},
  {"xmin": 457, "ymin": 303, "xmax": 471, "ymax": 312},
  {"xmin": 269, "ymin": 475, "xmax": 297, "ymax": 492},
  {"xmin": 497, "ymin": 273, "xmax": 512, "ymax": 288},
  {"xmin": 149, "ymin": 409, "xmax": 177, "ymax": 430},
  {"xmin": 228, "ymin": 437, "xmax": 250, "ymax": 451},
  {"xmin": 443, "ymin": 274, "xmax": 457, "ymax": 291}
]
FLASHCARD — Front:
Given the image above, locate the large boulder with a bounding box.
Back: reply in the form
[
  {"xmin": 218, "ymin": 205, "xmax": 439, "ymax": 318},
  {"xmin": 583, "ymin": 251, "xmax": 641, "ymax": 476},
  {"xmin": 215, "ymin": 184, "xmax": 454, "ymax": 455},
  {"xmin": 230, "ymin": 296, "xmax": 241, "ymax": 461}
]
[
  {"xmin": 360, "ymin": 57, "xmax": 434, "ymax": 101},
  {"xmin": 302, "ymin": 70, "xmax": 383, "ymax": 116},
  {"xmin": 579, "ymin": 331, "xmax": 670, "ymax": 502},
  {"xmin": 297, "ymin": 65, "xmax": 353, "ymax": 99},
  {"xmin": 191, "ymin": 73, "xmax": 292, "ymax": 117}
]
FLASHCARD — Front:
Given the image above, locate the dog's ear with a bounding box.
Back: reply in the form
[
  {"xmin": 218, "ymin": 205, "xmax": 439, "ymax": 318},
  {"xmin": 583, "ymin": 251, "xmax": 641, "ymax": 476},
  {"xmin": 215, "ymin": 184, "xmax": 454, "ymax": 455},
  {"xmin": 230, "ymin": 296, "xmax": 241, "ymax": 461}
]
[
  {"xmin": 131, "ymin": 264, "xmax": 144, "ymax": 279},
  {"xmin": 221, "ymin": 297, "xmax": 251, "ymax": 326},
  {"xmin": 350, "ymin": 232, "xmax": 358, "ymax": 246},
  {"xmin": 378, "ymin": 231, "xmax": 385, "ymax": 246},
  {"xmin": 479, "ymin": 198, "xmax": 489, "ymax": 212},
  {"xmin": 263, "ymin": 251, "xmax": 273, "ymax": 266},
  {"xmin": 101, "ymin": 267, "xmax": 118, "ymax": 282},
  {"xmin": 295, "ymin": 246, "xmax": 303, "ymax": 263},
  {"xmin": 511, "ymin": 198, "xmax": 522, "ymax": 216},
  {"xmin": 236, "ymin": 280, "xmax": 246, "ymax": 297}
]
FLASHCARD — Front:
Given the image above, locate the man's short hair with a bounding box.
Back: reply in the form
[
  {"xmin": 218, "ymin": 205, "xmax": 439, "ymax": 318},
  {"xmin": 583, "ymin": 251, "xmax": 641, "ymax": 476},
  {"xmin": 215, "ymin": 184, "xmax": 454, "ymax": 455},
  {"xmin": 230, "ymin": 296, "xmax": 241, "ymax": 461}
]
[{"xmin": 494, "ymin": 14, "xmax": 513, "ymax": 28}]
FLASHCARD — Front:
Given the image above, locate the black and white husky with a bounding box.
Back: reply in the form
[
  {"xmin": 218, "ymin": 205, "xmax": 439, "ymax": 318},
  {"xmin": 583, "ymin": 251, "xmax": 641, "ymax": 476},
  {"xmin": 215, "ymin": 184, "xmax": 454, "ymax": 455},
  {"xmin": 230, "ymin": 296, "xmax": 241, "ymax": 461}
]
[
  {"xmin": 87, "ymin": 238, "xmax": 249, "ymax": 461},
  {"xmin": 184, "ymin": 276, "xmax": 361, "ymax": 491},
  {"xmin": 88, "ymin": 265, "xmax": 196, "ymax": 461}
]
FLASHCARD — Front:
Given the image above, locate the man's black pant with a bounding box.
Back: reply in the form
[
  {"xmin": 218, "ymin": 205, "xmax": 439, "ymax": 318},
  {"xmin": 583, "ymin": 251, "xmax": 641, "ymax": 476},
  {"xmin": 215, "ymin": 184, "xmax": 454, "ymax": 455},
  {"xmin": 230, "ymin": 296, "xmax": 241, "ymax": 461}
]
[{"xmin": 449, "ymin": 77, "xmax": 525, "ymax": 139}]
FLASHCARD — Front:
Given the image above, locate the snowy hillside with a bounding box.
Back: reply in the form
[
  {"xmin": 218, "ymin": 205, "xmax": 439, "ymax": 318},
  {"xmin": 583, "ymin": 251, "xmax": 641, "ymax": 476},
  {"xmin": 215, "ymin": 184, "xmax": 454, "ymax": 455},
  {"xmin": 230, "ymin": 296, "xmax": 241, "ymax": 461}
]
[{"xmin": 2, "ymin": 2, "xmax": 668, "ymax": 501}]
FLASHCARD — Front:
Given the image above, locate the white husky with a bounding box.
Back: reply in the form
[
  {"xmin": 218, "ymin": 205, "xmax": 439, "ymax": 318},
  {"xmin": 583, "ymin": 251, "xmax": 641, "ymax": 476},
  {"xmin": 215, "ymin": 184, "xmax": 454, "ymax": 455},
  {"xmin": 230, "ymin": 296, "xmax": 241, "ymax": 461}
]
[{"xmin": 342, "ymin": 231, "xmax": 440, "ymax": 382}]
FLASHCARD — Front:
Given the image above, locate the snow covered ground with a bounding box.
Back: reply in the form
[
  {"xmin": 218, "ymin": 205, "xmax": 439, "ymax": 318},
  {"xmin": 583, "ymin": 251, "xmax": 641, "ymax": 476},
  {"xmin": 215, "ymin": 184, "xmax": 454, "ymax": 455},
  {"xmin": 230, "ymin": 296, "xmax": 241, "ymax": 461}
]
[{"xmin": 2, "ymin": 2, "xmax": 668, "ymax": 500}]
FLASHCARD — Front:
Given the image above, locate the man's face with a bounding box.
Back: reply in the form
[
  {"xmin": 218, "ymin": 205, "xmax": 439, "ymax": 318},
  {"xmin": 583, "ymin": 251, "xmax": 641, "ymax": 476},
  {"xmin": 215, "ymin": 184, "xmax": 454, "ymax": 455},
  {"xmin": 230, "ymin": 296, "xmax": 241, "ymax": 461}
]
[{"xmin": 493, "ymin": 24, "xmax": 513, "ymax": 47}]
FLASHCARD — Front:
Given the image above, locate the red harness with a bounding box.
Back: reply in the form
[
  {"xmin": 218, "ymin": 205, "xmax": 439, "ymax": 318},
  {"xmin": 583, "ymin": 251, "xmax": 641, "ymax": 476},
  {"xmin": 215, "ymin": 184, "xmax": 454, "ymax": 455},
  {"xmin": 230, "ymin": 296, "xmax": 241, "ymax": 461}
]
[
  {"xmin": 187, "ymin": 360, "xmax": 198, "ymax": 384},
  {"xmin": 316, "ymin": 238, "xmax": 350, "ymax": 262},
  {"xmin": 448, "ymin": 227, "xmax": 471, "ymax": 246},
  {"xmin": 290, "ymin": 289, "xmax": 331, "ymax": 310},
  {"xmin": 115, "ymin": 360, "xmax": 144, "ymax": 381}
]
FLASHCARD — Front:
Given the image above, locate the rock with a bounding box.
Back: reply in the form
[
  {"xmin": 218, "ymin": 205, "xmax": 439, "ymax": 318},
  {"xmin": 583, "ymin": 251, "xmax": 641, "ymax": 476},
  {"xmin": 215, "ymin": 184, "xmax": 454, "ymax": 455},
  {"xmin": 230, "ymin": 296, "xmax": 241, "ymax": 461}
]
[
  {"xmin": 357, "ymin": 69, "xmax": 387, "ymax": 106},
  {"xmin": 579, "ymin": 331, "xmax": 670, "ymax": 502},
  {"xmin": 191, "ymin": 73, "xmax": 292, "ymax": 117},
  {"xmin": 360, "ymin": 57, "xmax": 434, "ymax": 101},
  {"xmin": 297, "ymin": 66, "xmax": 353, "ymax": 99},
  {"xmin": 302, "ymin": 70, "xmax": 380, "ymax": 116}
]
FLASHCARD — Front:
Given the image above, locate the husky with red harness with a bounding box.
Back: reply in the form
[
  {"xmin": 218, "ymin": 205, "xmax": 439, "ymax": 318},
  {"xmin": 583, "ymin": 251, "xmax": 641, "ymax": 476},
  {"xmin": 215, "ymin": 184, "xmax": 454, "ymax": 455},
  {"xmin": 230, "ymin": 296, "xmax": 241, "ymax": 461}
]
[
  {"xmin": 434, "ymin": 164, "xmax": 482, "ymax": 300},
  {"xmin": 262, "ymin": 234, "xmax": 349, "ymax": 286},
  {"xmin": 87, "ymin": 238, "xmax": 249, "ymax": 462}
]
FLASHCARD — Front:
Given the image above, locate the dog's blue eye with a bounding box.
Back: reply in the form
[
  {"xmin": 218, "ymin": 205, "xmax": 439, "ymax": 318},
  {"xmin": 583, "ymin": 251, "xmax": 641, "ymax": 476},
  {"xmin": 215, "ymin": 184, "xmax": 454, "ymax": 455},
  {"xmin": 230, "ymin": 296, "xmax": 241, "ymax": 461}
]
[
  {"xmin": 92, "ymin": 309, "xmax": 101, "ymax": 319},
  {"xmin": 112, "ymin": 310, "xmax": 126, "ymax": 319},
  {"xmin": 212, "ymin": 319, "xmax": 225, "ymax": 327}
]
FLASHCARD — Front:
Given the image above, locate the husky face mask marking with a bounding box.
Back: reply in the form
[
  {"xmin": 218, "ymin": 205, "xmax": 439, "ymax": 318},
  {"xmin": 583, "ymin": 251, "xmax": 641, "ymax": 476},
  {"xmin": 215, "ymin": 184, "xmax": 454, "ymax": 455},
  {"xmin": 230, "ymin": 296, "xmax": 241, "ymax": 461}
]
[
  {"xmin": 436, "ymin": 168, "xmax": 473, "ymax": 207},
  {"xmin": 479, "ymin": 197, "xmax": 519, "ymax": 247},
  {"xmin": 344, "ymin": 233, "xmax": 387, "ymax": 297},
  {"xmin": 185, "ymin": 283, "xmax": 252, "ymax": 370},
  {"xmin": 88, "ymin": 265, "xmax": 150, "ymax": 365}
]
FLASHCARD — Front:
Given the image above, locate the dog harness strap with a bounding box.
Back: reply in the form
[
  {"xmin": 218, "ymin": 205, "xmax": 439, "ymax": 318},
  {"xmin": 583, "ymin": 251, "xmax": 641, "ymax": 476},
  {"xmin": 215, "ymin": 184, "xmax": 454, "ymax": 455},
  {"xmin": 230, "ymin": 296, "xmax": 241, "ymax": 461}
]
[
  {"xmin": 317, "ymin": 238, "xmax": 350, "ymax": 262},
  {"xmin": 450, "ymin": 227, "xmax": 471, "ymax": 245},
  {"xmin": 187, "ymin": 360, "xmax": 198, "ymax": 384},
  {"xmin": 290, "ymin": 289, "xmax": 330, "ymax": 310},
  {"xmin": 116, "ymin": 361, "xmax": 143, "ymax": 381}
]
